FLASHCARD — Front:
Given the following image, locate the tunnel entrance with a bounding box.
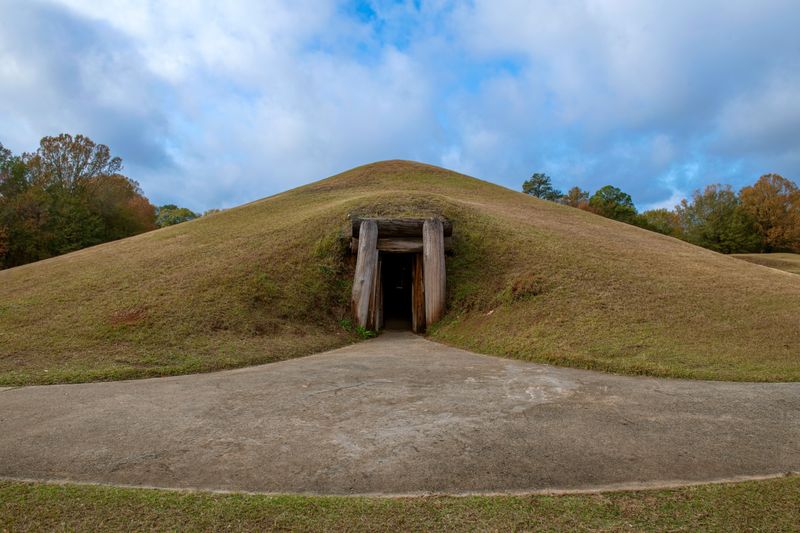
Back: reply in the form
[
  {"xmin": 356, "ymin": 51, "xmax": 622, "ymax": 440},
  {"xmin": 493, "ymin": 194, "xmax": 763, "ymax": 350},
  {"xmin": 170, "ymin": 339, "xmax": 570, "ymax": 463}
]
[
  {"xmin": 350, "ymin": 217, "xmax": 451, "ymax": 334},
  {"xmin": 380, "ymin": 252, "xmax": 414, "ymax": 330}
]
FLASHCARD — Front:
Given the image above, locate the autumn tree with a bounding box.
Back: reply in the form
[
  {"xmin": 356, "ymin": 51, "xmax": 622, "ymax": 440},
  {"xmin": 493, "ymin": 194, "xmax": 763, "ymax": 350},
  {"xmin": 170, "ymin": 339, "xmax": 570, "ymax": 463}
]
[
  {"xmin": 522, "ymin": 173, "xmax": 562, "ymax": 201},
  {"xmin": 86, "ymin": 174, "xmax": 157, "ymax": 240},
  {"xmin": 0, "ymin": 135, "xmax": 156, "ymax": 269},
  {"xmin": 739, "ymin": 174, "xmax": 800, "ymax": 252},
  {"xmin": 675, "ymin": 184, "xmax": 760, "ymax": 253},
  {"xmin": 0, "ymin": 142, "xmax": 28, "ymax": 198},
  {"xmin": 0, "ymin": 142, "xmax": 33, "ymax": 264},
  {"xmin": 0, "ymin": 181, "xmax": 53, "ymax": 265},
  {"xmin": 23, "ymin": 134, "xmax": 123, "ymax": 190},
  {"xmin": 561, "ymin": 186, "xmax": 590, "ymax": 209}
]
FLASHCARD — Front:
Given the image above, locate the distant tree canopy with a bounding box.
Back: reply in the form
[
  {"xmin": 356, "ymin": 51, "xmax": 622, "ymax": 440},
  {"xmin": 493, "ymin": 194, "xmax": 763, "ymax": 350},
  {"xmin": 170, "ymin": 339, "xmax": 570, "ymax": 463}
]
[
  {"xmin": 588, "ymin": 185, "xmax": 638, "ymax": 223},
  {"xmin": 638, "ymin": 208, "xmax": 682, "ymax": 238},
  {"xmin": 561, "ymin": 186, "xmax": 590, "ymax": 209},
  {"xmin": 522, "ymin": 173, "xmax": 562, "ymax": 201},
  {"xmin": 0, "ymin": 134, "xmax": 157, "ymax": 269},
  {"xmin": 24, "ymin": 134, "xmax": 123, "ymax": 190},
  {"xmin": 530, "ymin": 170, "xmax": 799, "ymax": 253},
  {"xmin": 156, "ymin": 204, "xmax": 199, "ymax": 227},
  {"xmin": 675, "ymin": 184, "xmax": 760, "ymax": 254}
]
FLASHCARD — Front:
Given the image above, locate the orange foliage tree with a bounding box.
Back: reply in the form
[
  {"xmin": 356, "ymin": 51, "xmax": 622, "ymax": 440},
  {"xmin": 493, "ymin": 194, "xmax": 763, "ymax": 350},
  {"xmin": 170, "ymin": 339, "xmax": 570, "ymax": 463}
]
[
  {"xmin": 561, "ymin": 186, "xmax": 590, "ymax": 209},
  {"xmin": 0, "ymin": 135, "xmax": 157, "ymax": 268},
  {"xmin": 740, "ymin": 174, "xmax": 800, "ymax": 252}
]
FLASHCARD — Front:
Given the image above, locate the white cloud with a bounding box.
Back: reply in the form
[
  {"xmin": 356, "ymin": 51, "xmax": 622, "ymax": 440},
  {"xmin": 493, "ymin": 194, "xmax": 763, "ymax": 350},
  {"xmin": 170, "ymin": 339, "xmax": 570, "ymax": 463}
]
[
  {"xmin": 1, "ymin": 0, "xmax": 799, "ymax": 211},
  {"xmin": 444, "ymin": 0, "xmax": 800, "ymax": 200},
  {"xmin": 1, "ymin": 0, "xmax": 442, "ymax": 209}
]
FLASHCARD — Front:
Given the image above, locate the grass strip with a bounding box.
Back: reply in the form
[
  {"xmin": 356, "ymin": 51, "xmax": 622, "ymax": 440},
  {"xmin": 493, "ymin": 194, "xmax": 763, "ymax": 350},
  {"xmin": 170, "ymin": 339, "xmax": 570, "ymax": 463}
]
[{"xmin": 1, "ymin": 476, "xmax": 798, "ymax": 532}]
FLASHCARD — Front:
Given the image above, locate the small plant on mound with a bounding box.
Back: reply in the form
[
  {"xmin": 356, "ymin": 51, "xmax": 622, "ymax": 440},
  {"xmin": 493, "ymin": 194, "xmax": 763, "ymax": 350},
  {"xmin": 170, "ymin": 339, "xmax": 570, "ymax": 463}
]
[
  {"xmin": 339, "ymin": 318, "xmax": 377, "ymax": 339},
  {"xmin": 355, "ymin": 326, "xmax": 377, "ymax": 339}
]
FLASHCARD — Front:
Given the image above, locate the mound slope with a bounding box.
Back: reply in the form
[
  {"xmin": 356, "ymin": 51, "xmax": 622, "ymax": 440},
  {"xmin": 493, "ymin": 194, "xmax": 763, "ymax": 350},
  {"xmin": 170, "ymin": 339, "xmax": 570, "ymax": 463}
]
[
  {"xmin": 733, "ymin": 253, "xmax": 800, "ymax": 275},
  {"xmin": 1, "ymin": 160, "xmax": 798, "ymax": 384}
]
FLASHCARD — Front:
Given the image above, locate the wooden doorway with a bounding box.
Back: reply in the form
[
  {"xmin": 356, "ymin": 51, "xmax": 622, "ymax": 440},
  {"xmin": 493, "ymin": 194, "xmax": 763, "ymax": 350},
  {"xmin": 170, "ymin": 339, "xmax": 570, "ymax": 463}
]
[
  {"xmin": 376, "ymin": 252, "xmax": 427, "ymax": 331},
  {"xmin": 350, "ymin": 217, "xmax": 451, "ymax": 334}
]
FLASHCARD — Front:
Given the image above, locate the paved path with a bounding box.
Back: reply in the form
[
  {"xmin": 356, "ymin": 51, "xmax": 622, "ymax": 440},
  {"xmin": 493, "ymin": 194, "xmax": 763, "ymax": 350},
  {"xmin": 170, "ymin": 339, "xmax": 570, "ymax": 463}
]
[{"xmin": 1, "ymin": 332, "xmax": 798, "ymax": 495}]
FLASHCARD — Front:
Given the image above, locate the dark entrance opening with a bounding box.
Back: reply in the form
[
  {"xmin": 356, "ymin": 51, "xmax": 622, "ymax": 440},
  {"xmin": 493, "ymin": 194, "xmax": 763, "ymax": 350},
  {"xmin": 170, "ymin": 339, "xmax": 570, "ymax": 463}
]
[
  {"xmin": 350, "ymin": 217, "xmax": 449, "ymax": 333},
  {"xmin": 380, "ymin": 252, "xmax": 413, "ymax": 330}
]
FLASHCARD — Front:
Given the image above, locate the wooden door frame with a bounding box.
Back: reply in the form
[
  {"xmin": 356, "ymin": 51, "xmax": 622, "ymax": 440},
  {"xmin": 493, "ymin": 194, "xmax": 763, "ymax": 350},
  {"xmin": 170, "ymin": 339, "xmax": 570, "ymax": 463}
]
[{"xmin": 350, "ymin": 217, "xmax": 449, "ymax": 333}]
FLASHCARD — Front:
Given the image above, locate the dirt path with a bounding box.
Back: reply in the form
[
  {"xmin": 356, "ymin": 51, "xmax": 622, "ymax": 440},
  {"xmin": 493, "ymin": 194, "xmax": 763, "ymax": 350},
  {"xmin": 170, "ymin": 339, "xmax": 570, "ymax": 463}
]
[{"xmin": 1, "ymin": 332, "xmax": 798, "ymax": 495}]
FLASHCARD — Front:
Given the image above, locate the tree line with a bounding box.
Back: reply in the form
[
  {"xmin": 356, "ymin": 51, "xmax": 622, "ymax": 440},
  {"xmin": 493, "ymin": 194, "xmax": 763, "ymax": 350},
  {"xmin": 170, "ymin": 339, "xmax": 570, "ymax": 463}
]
[
  {"xmin": 523, "ymin": 172, "xmax": 800, "ymax": 254},
  {"xmin": 0, "ymin": 134, "xmax": 204, "ymax": 270}
]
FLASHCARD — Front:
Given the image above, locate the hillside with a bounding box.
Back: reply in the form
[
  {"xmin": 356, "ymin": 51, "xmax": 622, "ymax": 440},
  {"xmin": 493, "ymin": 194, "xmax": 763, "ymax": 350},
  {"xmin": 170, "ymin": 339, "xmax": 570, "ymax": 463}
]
[
  {"xmin": 733, "ymin": 253, "xmax": 800, "ymax": 275},
  {"xmin": 1, "ymin": 160, "xmax": 799, "ymax": 385}
]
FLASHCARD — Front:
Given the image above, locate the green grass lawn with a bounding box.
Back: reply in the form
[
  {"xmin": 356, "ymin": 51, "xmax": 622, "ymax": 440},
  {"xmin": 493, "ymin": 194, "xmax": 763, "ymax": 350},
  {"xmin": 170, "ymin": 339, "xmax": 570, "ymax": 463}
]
[
  {"xmin": 733, "ymin": 253, "xmax": 800, "ymax": 275},
  {"xmin": 2, "ymin": 160, "xmax": 799, "ymax": 385},
  {"xmin": 1, "ymin": 476, "xmax": 798, "ymax": 532}
]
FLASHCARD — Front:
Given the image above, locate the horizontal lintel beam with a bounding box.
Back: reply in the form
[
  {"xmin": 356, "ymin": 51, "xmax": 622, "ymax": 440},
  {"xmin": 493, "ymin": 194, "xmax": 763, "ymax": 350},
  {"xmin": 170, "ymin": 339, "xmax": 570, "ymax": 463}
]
[
  {"xmin": 351, "ymin": 218, "xmax": 452, "ymax": 239},
  {"xmin": 351, "ymin": 237, "xmax": 453, "ymax": 254}
]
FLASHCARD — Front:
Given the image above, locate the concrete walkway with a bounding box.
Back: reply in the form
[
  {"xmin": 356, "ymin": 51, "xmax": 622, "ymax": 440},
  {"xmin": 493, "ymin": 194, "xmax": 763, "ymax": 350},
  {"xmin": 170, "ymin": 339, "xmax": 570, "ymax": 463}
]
[{"xmin": 1, "ymin": 332, "xmax": 798, "ymax": 495}]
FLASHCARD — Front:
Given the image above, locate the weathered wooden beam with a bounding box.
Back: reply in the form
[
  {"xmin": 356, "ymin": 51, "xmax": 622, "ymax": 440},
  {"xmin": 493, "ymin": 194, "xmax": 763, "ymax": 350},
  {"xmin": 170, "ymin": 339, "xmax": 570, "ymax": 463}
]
[
  {"xmin": 369, "ymin": 258, "xmax": 382, "ymax": 331},
  {"xmin": 423, "ymin": 218, "xmax": 446, "ymax": 327},
  {"xmin": 411, "ymin": 253, "xmax": 425, "ymax": 333},
  {"xmin": 351, "ymin": 218, "xmax": 452, "ymax": 238},
  {"xmin": 377, "ymin": 238, "xmax": 423, "ymax": 253},
  {"xmin": 351, "ymin": 220, "xmax": 378, "ymax": 329},
  {"xmin": 350, "ymin": 237, "xmax": 453, "ymax": 254}
]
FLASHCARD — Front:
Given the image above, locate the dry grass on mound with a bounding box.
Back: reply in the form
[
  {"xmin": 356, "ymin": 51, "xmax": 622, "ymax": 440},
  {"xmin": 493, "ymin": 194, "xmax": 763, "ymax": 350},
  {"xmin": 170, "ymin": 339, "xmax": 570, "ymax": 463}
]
[
  {"xmin": 1, "ymin": 160, "xmax": 799, "ymax": 384},
  {"xmin": 0, "ymin": 195, "xmax": 358, "ymax": 385},
  {"xmin": 733, "ymin": 253, "xmax": 800, "ymax": 275}
]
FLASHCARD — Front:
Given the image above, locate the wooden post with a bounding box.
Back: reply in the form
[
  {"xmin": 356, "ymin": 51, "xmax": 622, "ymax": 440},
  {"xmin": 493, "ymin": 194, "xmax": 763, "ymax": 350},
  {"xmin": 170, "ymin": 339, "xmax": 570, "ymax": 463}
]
[
  {"xmin": 352, "ymin": 220, "xmax": 378, "ymax": 329},
  {"xmin": 423, "ymin": 218, "xmax": 446, "ymax": 327},
  {"xmin": 411, "ymin": 253, "xmax": 425, "ymax": 333},
  {"xmin": 370, "ymin": 258, "xmax": 382, "ymax": 331}
]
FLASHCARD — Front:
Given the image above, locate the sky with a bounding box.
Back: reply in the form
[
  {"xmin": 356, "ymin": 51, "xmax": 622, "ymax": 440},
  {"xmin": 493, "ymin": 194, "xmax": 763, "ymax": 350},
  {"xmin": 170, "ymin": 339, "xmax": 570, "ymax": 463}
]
[{"xmin": 1, "ymin": 0, "xmax": 799, "ymax": 212}]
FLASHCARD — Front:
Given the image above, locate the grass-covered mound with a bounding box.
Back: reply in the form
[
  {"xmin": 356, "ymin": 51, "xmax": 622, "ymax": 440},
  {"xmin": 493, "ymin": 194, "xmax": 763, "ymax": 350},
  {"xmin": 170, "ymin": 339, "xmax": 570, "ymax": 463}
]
[
  {"xmin": 1, "ymin": 160, "xmax": 799, "ymax": 384},
  {"xmin": 733, "ymin": 253, "xmax": 800, "ymax": 275}
]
